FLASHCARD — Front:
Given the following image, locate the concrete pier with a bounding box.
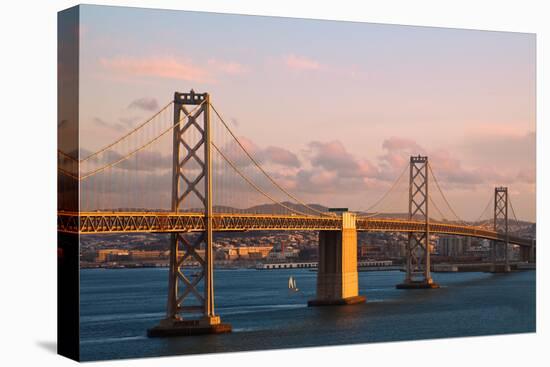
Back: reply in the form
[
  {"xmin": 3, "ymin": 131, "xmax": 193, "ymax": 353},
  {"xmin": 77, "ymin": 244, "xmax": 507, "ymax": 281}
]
[
  {"xmin": 490, "ymin": 263, "xmax": 512, "ymax": 273},
  {"xmin": 148, "ymin": 316, "xmax": 231, "ymax": 337},
  {"xmin": 396, "ymin": 280, "xmax": 440, "ymax": 289},
  {"xmin": 519, "ymin": 245, "xmax": 536, "ymax": 263},
  {"xmin": 308, "ymin": 212, "xmax": 366, "ymax": 306}
]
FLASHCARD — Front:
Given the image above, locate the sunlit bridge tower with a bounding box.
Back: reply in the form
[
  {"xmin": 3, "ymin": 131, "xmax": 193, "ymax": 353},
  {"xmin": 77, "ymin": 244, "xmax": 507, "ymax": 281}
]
[
  {"xmin": 396, "ymin": 156, "xmax": 439, "ymax": 289},
  {"xmin": 148, "ymin": 90, "xmax": 231, "ymax": 336},
  {"xmin": 492, "ymin": 187, "xmax": 511, "ymax": 273}
]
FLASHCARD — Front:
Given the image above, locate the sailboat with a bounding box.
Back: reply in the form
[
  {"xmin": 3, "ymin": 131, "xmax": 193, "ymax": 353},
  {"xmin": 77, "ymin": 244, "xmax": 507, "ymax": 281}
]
[{"xmin": 288, "ymin": 276, "xmax": 299, "ymax": 292}]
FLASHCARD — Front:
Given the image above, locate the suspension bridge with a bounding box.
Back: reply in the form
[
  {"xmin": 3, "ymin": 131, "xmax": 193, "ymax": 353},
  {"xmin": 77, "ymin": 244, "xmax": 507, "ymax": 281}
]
[{"xmin": 58, "ymin": 90, "xmax": 535, "ymax": 336}]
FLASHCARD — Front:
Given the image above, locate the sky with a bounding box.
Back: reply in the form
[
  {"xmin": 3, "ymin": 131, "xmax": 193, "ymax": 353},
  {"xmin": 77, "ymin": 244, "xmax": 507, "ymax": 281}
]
[{"xmin": 76, "ymin": 5, "xmax": 536, "ymax": 221}]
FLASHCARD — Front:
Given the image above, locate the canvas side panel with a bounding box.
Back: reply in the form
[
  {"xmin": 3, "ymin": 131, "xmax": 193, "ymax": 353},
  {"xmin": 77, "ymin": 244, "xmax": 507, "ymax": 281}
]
[{"xmin": 57, "ymin": 5, "xmax": 80, "ymax": 362}]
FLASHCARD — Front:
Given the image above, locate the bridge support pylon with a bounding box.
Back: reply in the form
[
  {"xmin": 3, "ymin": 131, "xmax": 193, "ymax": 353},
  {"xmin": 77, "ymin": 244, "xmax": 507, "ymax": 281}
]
[
  {"xmin": 490, "ymin": 187, "xmax": 511, "ymax": 273},
  {"xmin": 527, "ymin": 240, "xmax": 536, "ymax": 263},
  {"xmin": 519, "ymin": 245, "xmax": 534, "ymax": 263},
  {"xmin": 396, "ymin": 156, "xmax": 439, "ymax": 289},
  {"xmin": 148, "ymin": 90, "xmax": 231, "ymax": 337},
  {"xmin": 308, "ymin": 212, "xmax": 366, "ymax": 306}
]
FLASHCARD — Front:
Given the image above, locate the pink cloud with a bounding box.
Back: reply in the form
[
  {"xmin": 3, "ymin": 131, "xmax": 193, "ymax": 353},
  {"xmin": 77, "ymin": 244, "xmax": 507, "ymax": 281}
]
[
  {"xmin": 236, "ymin": 136, "xmax": 260, "ymax": 154},
  {"xmin": 283, "ymin": 54, "xmax": 322, "ymax": 71},
  {"xmin": 220, "ymin": 136, "xmax": 300, "ymax": 168},
  {"xmin": 308, "ymin": 140, "xmax": 377, "ymax": 178},
  {"xmin": 263, "ymin": 146, "xmax": 300, "ymax": 167},
  {"xmin": 517, "ymin": 168, "xmax": 535, "ymax": 184},
  {"xmin": 378, "ymin": 137, "xmax": 495, "ymax": 187},
  {"xmin": 213, "ymin": 134, "xmax": 533, "ymax": 211},
  {"xmin": 377, "ymin": 137, "xmax": 425, "ymax": 180},
  {"xmin": 100, "ymin": 56, "xmax": 213, "ymax": 83},
  {"xmin": 100, "ymin": 56, "xmax": 249, "ymax": 83},
  {"xmin": 464, "ymin": 123, "xmax": 531, "ymax": 138},
  {"xmin": 208, "ymin": 59, "xmax": 248, "ymax": 75},
  {"xmin": 308, "ymin": 170, "xmax": 338, "ymax": 186},
  {"xmin": 382, "ymin": 137, "xmax": 425, "ymax": 153},
  {"xmin": 281, "ymin": 54, "xmax": 369, "ymax": 81}
]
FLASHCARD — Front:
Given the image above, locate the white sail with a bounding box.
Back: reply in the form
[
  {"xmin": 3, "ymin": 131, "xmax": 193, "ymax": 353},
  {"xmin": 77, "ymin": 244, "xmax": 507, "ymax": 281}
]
[{"xmin": 288, "ymin": 276, "xmax": 298, "ymax": 290}]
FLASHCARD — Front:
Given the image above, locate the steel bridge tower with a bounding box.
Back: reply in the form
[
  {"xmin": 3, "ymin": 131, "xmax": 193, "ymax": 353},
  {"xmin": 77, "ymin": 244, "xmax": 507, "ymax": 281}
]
[
  {"xmin": 397, "ymin": 156, "xmax": 439, "ymax": 289},
  {"xmin": 492, "ymin": 187, "xmax": 511, "ymax": 272},
  {"xmin": 149, "ymin": 90, "xmax": 231, "ymax": 336}
]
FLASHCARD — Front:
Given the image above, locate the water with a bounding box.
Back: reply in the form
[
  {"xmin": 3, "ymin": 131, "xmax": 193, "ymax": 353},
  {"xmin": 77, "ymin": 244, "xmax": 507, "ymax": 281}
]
[{"xmin": 80, "ymin": 268, "xmax": 535, "ymax": 361}]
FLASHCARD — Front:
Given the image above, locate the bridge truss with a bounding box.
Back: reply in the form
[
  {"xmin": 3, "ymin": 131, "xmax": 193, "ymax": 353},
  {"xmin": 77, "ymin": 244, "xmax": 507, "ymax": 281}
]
[{"xmin": 57, "ymin": 211, "xmax": 531, "ymax": 247}]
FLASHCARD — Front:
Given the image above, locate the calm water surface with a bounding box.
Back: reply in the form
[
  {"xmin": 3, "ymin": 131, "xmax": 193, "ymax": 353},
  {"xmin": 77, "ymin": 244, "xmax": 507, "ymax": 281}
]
[{"xmin": 80, "ymin": 268, "xmax": 535, "ymax": 361}]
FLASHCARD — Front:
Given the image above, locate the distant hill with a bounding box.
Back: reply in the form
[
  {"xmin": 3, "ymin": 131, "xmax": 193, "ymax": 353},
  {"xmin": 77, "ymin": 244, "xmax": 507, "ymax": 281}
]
[{"xmin": 245, "ymin": 202, "xmax": 330, "ymax": 215}]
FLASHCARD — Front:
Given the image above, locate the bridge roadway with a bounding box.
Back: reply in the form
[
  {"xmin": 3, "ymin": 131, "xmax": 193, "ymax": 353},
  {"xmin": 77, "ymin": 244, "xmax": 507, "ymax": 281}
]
[{"xmin": 57, "ymin": 211, "xmax": 531, "ymax": 247}]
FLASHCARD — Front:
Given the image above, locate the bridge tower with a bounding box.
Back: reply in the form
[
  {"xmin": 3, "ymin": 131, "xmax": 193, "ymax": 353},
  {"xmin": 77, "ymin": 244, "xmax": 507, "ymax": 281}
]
[
  {"xmin": 492, "ymin": 187, "xmax": 511, "ymax": 272},
  {"xmin": 148, "ymin": 90, "xmax": 231, "ymax": 336},
  {"xmin": 397, "ymin": 156, "xmax": 439, "ymax": 289}
]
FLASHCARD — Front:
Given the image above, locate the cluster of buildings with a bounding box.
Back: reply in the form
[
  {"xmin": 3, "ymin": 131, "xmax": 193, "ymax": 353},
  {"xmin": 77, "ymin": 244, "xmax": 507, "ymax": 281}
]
[
  {"xmin": 80, "ymin": 231, "xmax": 314, "ymax": 268},
  {"xmin": 80, "ymin": 226, "xmax": 532, "ymax": 268}
]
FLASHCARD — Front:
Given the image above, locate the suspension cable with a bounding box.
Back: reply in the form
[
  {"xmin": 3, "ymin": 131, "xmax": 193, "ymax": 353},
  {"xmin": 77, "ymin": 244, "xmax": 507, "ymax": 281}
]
[
  {"xmin": 210, "ymin": 102, "xmax": 334, "ymax": 217},
  {"xmin": 211, "ymin": 142, "xmax": 312, "ymax": 217},
  {"xmin": 508, "ymin": 195, "xmax": 522, "ymax": 232},
  {"xmin": 57, "ymin": 167, "xmax": 79, "ymax": 180},
  {"xmin": 508, "ymin": 196, "xmax": 520, "ymax": 223},
  {"xmin": 427, "ymin": 162, "xmax": 466, "ymax": 224},
  {"xmin": 429, "ymin": 195, "xmax": 448, "ymax": 222},
  {"xmin": 474, "ymin": 193, "xmax": 493, "ymax": 224},
  {"xmin": 362, "ymin": 177, "xmax": 411, "ymax": 219},
  {"xmin": 77, "ymin": 101, "xmax": 203, "ymax": 181},
  {"xmin": 363, "ymin": 162, "xmax": 409, "ymax": 213},
  {"xmin": 58, "ymin": 150, "xmax": 78, "ymax": 161},
  {"xmin": 80, "ymin": 100, "xmax": 174, "ymax": 163}
]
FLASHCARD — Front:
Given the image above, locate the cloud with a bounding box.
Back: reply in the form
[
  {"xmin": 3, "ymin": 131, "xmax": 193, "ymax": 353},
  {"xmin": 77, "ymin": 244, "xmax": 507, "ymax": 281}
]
[
  {"xmin": 378, "ymin": 137, "xmax": 535, "ymax": 188},
  {"xmin": 118, "ymin": 116, "xmax": 141, "ymax": 127},
  {"xmin": 78, "ymin": 122, "xmax": 535, "ymax": 212},
  {"xmin": 283, "ymin": 54, "xmax": 322, "ymax": 71},
  {"xmin": 218, "ymin": 136, "xmax": 300, "ymax": 168},
  {"xmin": 100, "ymin": 56, "xmax": 214, "ymax": 83},
  {"xmin": 262, "ymin": 146, "xmax": 300, "ymax": 167},
  {"xmin": 80, "ymin": 170, "xmax": 173, "ymax": 210},
  {"xmin": 128, "ymin": 97, "xmax": 159, "ymax": 111},
  {"xmin": 377, "ymin": 137, "xmax": 490, "ymax": 187},
  {"xmin": 80, "ymin": 149, "xmax": 172, "ymax": 173},
  {"xmin": 99, "ymin": 56, "xmax": 249, "ymax": 84},
  {"xmin": 378, "ymin": 137, "xmax": 425, "ymax": 180},
  {"xmin": 93, "ymin": 117, "xmax": 125, "ymax": 132},
  {"xmin": 464, "ymin": 123, "xmax": 531, "ymax": 138},
  {"xmin": 382, "ymin": 137, "xmax": 425, "ymax": 154},
  {"xmin": 280, "ymin": 53, "xmax": 369, "ymax": 81},
  {"xmin": 460, "ymin": 130, "xmax": 535, "ymax": 167},
  {"xmin": 109, "ymin": 150, "xmax": 172, "ymax": 172},
  {"xmin": 308, "ymin": 140, "xmax": 377, "ymax": 179},
  {"xmin": 261, "ymin": 140, "xmax": 383, "ymax": 197},
  {"xmin": 207, "ymin": 59, "xmax": 248, "ymax": 75},
  {"xmin": 516, "ymin": 168, "xmax": 535, "ymax": 184}
]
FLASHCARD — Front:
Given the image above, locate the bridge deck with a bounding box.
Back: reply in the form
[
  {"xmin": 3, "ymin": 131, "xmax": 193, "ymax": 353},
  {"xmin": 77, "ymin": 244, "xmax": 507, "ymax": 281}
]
[{"xmin": 58, "ymin": 211, "xmax": 531, "ymax": 247}]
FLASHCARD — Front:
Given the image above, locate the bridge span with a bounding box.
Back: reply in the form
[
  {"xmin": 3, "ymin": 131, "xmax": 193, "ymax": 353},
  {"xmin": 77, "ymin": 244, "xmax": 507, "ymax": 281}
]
[{"xmin": 58, "ymin": 211, "xmax": 531, "ymax": 247}]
